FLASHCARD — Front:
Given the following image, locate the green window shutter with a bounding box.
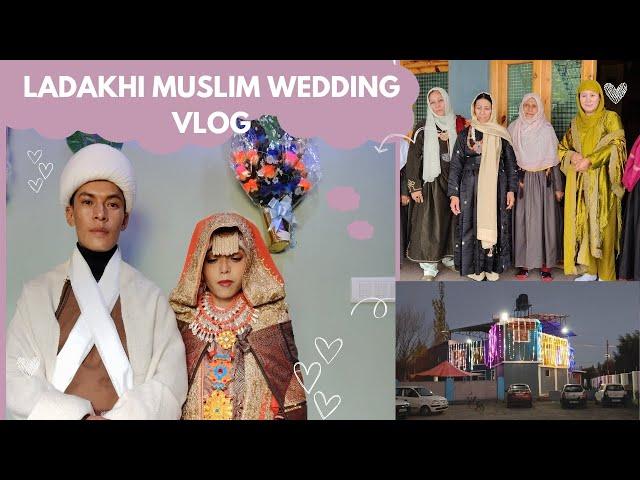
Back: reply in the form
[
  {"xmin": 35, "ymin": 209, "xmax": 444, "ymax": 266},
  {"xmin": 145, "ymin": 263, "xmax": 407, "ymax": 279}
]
[
  {"xmin": 507, "ymin": 62, "xmax": 533, "ymax": 125},
  {"xmin": 551, "ymin": 60, "xmax": 582, "ymax": 140},
  {"xmin": 414, "ymin": 72, "xmax": 449, "ymax": 127}
]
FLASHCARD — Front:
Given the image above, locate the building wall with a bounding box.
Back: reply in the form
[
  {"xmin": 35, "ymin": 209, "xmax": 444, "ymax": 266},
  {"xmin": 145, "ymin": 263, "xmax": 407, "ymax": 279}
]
[
  {"xmin": 569, "ymin": 372, "xmax": 583, "ymax": 386},
  {"xmin": 471, "ymin": 367, "xmax": 490, "ymax": 380},
  {"xmin": 539, "ymin": 366, "xmax": 569, "ymax": 395},
  {"xmin": 504, "ymin": 363, "xmax": 540, "ymax": 398},
  {"xmin": 454, "ymin": 380, "xmax": 497, "ymax": 401},
  {"xmin": 448, "ymin": 60, "xmax": 490, "ymax": 117},
  {"xmin": 496, "ymin": 363, "xmax": 505, "ymax": 400},
  {"xmin": 398, "ymin": 380, "xmax": 496, "ymax": 402}
]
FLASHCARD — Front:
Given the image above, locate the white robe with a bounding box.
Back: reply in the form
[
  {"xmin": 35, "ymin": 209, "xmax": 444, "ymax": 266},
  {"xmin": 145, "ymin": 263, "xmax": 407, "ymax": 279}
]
[{"xmin": 6, "ymin": 258, "xmax": 188, "ymax": 420}]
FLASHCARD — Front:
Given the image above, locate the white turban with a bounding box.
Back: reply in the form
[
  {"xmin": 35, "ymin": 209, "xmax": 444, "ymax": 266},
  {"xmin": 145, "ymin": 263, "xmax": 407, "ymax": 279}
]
[{"xmin": 59, "ymin": 143, "xmax": 136, "ymax": 213}]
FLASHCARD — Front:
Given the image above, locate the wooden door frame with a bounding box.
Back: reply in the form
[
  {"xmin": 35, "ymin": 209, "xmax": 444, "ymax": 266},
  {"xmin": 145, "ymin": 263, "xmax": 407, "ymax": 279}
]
[
  {"xmin": 490, "ymin": 60, "xmax": 597, "ymax": 126},
  {"xmin": 400, "ymin": 60, "xmax": 449, "ymax": 75}
]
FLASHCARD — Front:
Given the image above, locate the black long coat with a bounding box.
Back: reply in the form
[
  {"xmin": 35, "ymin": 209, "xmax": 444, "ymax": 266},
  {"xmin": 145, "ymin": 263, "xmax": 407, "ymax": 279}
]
[{"xmin": 447, "ymin": 127, "xmax": 518, "ymax": 276}]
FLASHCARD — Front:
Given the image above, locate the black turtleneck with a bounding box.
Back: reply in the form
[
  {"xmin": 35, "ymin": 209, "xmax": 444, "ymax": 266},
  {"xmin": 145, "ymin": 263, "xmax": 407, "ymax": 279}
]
[{"xmin": 77, "ymin": 243, "xmax": 118, "ymax": 281}]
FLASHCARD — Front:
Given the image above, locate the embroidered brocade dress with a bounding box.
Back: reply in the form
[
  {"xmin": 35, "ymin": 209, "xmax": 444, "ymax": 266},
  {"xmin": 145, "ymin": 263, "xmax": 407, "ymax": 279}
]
[
  {"xmin": 187, "ymin": 293, "xmax": 256, "ymax": 420},
  {"xmin": 170, "ymin": 213, "xmax": 307, "ymax": 420}
]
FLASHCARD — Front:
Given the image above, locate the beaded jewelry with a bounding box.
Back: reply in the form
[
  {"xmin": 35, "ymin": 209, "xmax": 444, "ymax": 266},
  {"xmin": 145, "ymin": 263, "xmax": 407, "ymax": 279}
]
[{"xmin": 190, "ymin": 292, "xmax": 257, "ymax": 352}]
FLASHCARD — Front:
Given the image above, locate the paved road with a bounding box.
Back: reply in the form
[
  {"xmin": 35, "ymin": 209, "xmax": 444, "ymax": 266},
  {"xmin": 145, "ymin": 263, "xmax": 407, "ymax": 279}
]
[{"xmin": 406, "ymin": 401, "xmax": 639, "ymax": 420}]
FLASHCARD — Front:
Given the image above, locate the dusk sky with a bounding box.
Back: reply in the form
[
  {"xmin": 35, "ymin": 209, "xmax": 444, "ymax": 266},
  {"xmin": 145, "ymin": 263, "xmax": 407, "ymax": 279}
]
[{"xmin": 397, "ymin": 282, "xmax": 640, "ymax": 370}]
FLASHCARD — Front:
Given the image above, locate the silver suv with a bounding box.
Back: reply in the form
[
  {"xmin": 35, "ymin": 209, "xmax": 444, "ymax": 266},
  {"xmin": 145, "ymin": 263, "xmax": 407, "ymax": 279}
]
[{"xmin": 561, "ymin": 384, "xmax": 587, "ymax": 408}]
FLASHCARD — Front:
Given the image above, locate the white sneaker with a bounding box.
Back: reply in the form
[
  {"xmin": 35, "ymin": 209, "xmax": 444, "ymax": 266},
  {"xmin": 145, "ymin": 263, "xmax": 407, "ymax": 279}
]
[
  {"xmin": 485, "ymin": 271, "xmax": 500, "ymax": 281},
  {"xmin": 575, "ymin": 273, "xmax": 598, "ymax": 281},
  {"xmin": 442, "ymin": 257, "xmax": 456, "ymax": 271},
  {"xmin": 467, "ymin": 272, "xmax": 486, "ymax": 281},
  {"xmin": 420, "ymin": 262, "xmax": 439, "ymax": 277}
]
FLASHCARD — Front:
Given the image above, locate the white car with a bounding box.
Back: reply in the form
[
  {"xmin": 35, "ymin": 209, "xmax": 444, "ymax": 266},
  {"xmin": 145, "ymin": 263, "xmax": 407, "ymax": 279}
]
[
  {"xmin": 594, "ymin": 384, "xmax": 627, "ymax": 406},
  {"xmin": 395, "ymin": 398, "xmax": 410, "ymax": 419},
  {"xmin": 561, "ymin": 384, "xmax": 587, "ymax": 408},
  {"xmin": 396, "ymin": 386, "xmax": 448, "ymax": 416}
]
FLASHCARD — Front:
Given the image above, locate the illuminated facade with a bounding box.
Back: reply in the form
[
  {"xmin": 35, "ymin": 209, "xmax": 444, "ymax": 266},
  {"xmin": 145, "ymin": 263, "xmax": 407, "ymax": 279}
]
[{"xmin": 447, "ymin": 315, "xmax": 574, "ymax": 398}]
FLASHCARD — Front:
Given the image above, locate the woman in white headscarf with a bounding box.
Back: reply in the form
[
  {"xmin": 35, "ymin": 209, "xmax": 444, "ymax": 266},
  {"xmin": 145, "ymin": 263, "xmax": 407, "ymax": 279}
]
[
  {"xmin": 406, "ymin": 87, "xmax": 467, "ymax": 280},
  {"xmin": 448, "ymin": 92, "xmax": 518, "ymax": 281},
  {"xmin": 509, "ymin": 93, "xmax": 564, "ymax": 281}
]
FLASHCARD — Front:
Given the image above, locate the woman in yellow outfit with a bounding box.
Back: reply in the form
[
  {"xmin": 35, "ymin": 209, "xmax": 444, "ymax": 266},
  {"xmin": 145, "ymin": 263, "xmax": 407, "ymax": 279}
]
[{"xmin": 558, "ymin": 80, "xmax": 627, "ymax": 281}]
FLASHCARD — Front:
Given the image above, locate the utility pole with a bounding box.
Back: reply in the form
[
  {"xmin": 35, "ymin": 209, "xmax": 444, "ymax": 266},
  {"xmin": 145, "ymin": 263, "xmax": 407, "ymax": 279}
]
[{"xmin": 605, "ymin": 339, "xmax": 610, "ymax": 375}]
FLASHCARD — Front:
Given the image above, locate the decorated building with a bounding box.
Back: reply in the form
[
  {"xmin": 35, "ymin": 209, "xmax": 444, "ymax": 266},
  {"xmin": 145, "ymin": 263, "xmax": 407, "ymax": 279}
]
[{"xmin": 427, "ymin": 295, "xmax": 577, "ymax": 398}]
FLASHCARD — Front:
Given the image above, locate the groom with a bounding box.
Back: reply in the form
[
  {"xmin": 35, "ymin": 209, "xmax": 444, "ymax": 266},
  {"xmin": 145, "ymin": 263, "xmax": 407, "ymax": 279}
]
[{"xmin": 6, "ymin": 143, "xmax": 187, "ymax": 419}]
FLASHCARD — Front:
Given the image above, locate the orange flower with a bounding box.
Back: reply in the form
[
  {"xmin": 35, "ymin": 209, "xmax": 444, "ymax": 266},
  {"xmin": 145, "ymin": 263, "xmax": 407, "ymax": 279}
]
[
  {"xmin": 294, "ymin": 161, "xmax": 307, "ymax": 173},
  {"xmin": 232, "ymin": 151, "xmax": 246, "ymax": 164},
  {"xmin": 259, "ymin": 164, "xmax": 277, "ymax": 179},
  {"xmin": 242, "ymin": 178, "xmax": 259, "ymax": 193},
  {"xmin": 247, "ymin": 149, "xmax": 259, "ymax": 165},
  {"xmin": 298, "ymin": 178, "xmax": 312, "ymax": 191}
]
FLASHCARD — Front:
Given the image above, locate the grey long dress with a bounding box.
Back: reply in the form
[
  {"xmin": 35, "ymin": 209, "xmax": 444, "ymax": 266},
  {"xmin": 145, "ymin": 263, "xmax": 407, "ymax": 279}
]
[{"xmin": 512, "ymin": 166, "xmax": 564, "ymax": 270}]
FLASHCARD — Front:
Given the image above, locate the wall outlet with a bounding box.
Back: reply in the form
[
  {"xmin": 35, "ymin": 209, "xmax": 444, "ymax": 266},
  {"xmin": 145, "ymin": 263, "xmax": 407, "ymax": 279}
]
[{"xmin": 350, "ymin": 277, "xmax": 395, "ymax": 303}]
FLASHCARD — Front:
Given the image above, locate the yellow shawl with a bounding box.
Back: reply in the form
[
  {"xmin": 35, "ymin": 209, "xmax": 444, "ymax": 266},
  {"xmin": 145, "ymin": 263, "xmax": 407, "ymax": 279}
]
[{"xmin": 559, "ymin": 80, "xmax": 626, "ymax": 274}]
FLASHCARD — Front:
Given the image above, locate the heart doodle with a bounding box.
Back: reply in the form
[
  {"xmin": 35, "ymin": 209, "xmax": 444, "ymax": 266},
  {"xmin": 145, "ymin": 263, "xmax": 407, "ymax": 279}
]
[
  {"xmin": 27, "ymin": 150, "xmax": 42, "ymax": 164},
  {"xmin": 294, "ymin": 361, "xmax": 321, "ymax": 394},
  {"xmin": 38, "ymin": 162, "xmax": 53, "ymax": 179},
  {"xmin": 28, "ymin": 178, "xmax": 44, "ymax": 193},
  {"xmin": 604, "ymin": 82, "xmax": 627, "ymax": 104},
  {"xmin": 16, "ymin": 356, "xmax": 40, "ymax": 376},
  {"xmin": 313, "ymin": 391, "xmax": 341, "ymax": 420},
  {"xmin": 314, "ymin": 337, "xmax": 343, "ymax": 365}
]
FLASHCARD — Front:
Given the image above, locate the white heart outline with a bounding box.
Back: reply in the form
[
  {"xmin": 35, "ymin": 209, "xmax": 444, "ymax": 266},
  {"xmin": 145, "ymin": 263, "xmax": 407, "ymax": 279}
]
[
  {"xmin": 313, "ymin": 391, "xmax": 342, "ymax": 420},
  {"xmin": 314, "ymin": 336, "xmax": 343, "ymax": 365},
  {"xmin": 16, "ymin": 356, "xmax": 40, "ymax": 376},
  {"xmin": 604, "ymin": 82, "xmax": 627, "ymax": 104},
  {"xmin": 28, "ymin": 177, "xmax": 43, "ymax": 193},
  {"xmin": 27, "ymin": 150, "xmax": 42, "ymax": 164},
  {"xmin": 38, "ymin": 162, "xmax": 53, "ymax": 179},
  {"xmin": 294, "ymin": 361, "xmax": 321, "ymax": 394}
]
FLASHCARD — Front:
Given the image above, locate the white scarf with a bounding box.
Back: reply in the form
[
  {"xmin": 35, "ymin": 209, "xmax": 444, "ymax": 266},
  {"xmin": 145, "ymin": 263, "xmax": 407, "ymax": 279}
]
[
  {"xmin": 51, "ymin": 247, "xmax": 133, "ymax": 397},
  {"xmin": 423, "ymin": 87, "xmax": 458, "ymax": 183}
]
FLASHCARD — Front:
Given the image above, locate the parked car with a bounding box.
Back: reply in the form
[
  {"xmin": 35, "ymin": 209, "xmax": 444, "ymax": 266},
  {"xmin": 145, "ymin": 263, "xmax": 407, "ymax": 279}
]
[
  {"xmin": 395, "ymin": 398, "xmax": 410, "ymax": 419},
  {"xmin": 396, "ymin": 386, "xmax": 448, "ymax": 416},
  {"xmin": 561, "ymin": 384, "xmax": 587, "ymax": 408},
  {"xmin": 594, "ymin": 384, "xmax": 627, "ymax": 406},
  {"xmin": 506, "ymin": 384, "xmax": 533, "ymax": 408}
]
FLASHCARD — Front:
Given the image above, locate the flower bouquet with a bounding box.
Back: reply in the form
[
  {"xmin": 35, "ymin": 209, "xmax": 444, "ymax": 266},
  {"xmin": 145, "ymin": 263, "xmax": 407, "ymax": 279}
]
[{"xmin": 230, "ymin": 115, "xmax": 320, "ymax": 253}]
